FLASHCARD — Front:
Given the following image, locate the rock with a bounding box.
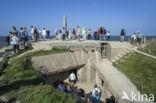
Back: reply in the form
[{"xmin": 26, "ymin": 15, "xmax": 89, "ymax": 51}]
[{"xmin": 0, "ymin": 96, "xmax": 9, "ymax": 102}]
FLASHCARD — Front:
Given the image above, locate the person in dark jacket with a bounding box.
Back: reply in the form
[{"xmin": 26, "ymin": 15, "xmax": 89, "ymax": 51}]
[
  {"xmin": 46, "ymin": 30, "xmax": 50, "ymax": 39},
  {"xmin": 120, "ymin": 28, "xmax": 126, "ymax": 42},
  {"xmin": 94, "ymin": 29, "xmax": 98, "ymax": 40}
]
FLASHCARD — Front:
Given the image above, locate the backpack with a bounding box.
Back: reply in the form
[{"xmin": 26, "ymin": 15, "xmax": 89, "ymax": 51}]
[
  {"xmin": 95, "ymin": 89, "xmax": 99, "ymax": 96},
  {"xmin": 5, "ymin": 36, "xmax": 10, "ymax": 42}
]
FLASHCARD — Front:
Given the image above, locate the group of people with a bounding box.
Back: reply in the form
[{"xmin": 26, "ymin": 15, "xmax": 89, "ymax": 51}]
[
  {"xmin": 5, "ymin": 26, "xmax": 29, "ymax": 53},
  {"xmin": 55, "ymin": 26, "xmax": 111, "ymax": 41},
  {"xmin": 131, "ymin": 31, "xmax": 143, "ymax": 46},
  {"xmin": 56, "ymin": 72, "xmax": 101, "ymax": 103}
]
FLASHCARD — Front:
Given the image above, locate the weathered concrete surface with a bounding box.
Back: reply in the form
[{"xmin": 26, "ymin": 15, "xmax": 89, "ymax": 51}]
[
  {"xmin": 32, "ymin": 51, "xmax": 86, "ymax": 74},
  {"xmin": 94, "ymin": 59, "xmax": 152, "ymax": 103}
]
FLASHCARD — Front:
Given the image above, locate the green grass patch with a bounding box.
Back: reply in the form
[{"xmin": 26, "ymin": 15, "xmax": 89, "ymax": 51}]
[
  {"xmin": 113, "ymin": 52, "xmax": 156, "ymax": 101},
  {"xmin": 0, "ymin": 49, "xmax": 80, "ymax": 103},
  {"xmin": 139, "ymin": 48, "xmax": 156, "ymax": 56}
]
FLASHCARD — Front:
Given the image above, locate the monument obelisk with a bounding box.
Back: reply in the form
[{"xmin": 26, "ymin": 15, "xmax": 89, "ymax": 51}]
[{"xmin": 63, "ymin": 16, "xmax": 67, "ymax": 31}]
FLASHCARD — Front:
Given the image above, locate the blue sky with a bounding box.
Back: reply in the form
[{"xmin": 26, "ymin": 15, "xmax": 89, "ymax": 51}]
[{"xmin": 0, "ymin": 0, "xmax": 156, "ymax": 36}]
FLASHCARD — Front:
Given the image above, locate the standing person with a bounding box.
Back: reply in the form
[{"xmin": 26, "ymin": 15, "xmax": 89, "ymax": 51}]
[
  {"xmin": 46, "ymin": 30, "xmax": 50, "ymax": 39},
  {"xmin": 92, "ymin": 84, "xmax": 101, "ymax": 103},
  {"xmin": 88, "ymin": 29, "xmax": 92, "ymax": 40},
  {"xmin": 68, "ymin": 28, "xmax": 72, "ymax": 40},
  {"xmin": 58, "ymin": 29, "xmax": 62, "ymax": 40},
  {"xmin": 131, "ymin": 32, "xmax": 137, "ymax": 45},
  {"xmin": 100, "ymin": 27, "xmax": 103, "ymax": 40},
  {"xmin": 23, "ymin": 27, "xmax": 29, "ymax": 47},
  {"xmin": 42, "ymin": 28, "xmax": 46, "ymax": 40},
  {"xmin": 5, "ymin": 32, "xmax": 11, "ymax": 46},
  {"xmin": 94, "ymin": 29, "xmax": 97, "ymax": 40},
  {"xmin": 11, "ymin": 33, "xmax": 19, "ymax": 53},
  {"xmin": 19, "ymin": 27, "xmax": 26, "ymax": 48},
  {"xmin": 120, "ymin": 28, "xmax": 126, "ymax": 42},
  {"xmin": 136, "ymin": 31, "xmax": 142, "ymax": 46},
  {"xmin": 69, "ymin": 72, "xmax": 76, "ymax": 87},
  {"xmin": 30, "ymin": 26, "xmax": 34, "ymax": 40},
  {"xmin": 103, "ymin": 27, "xmax": 106, "ymax": 40},
  {"xmin": 38, "ymin": 28, "xmax": 42, "ymax": 40},
  {"xmin": 82, "ymin": 27, "xmax": 87, "ymax": 40},
  {"xmin": 62, "ymin": 26, "xmax": 66, "ymax": 41},
  {"xmin": 98, "ymin": 29, "xmax": 100, "ymax": 40},
  {"xmin": 73, "ymin": 28, "xmax": 76, "ymax": 40},
  {"xmin": 55, "ymin": 28, "xmax": 58, "ymax": 40},
  {"xmin": 33, "ymin": 26, "xmax": 38, "ymax": 42},
  {"xmin": 77, "ymin": 26, "xmax": 81, "ymax": 41},
  {"xmin": 107, "ymin": 31, "xmax": 110, "ymax": 41},
  {"xmin": 12, "ymin": 26, "xmax": 19, "ymax": 37}
]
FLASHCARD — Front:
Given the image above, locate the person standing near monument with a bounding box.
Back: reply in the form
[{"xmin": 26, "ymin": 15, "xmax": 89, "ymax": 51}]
[
  {"xmin": 82, "ymin": 27, "xmax": 87, "ymax": 40},
  {"xmin": 30, "ymin": 26, "xmax": 34, "ymax": 40},
  {"xmin": 46, "ymin": 30, "xmax": 50, "ymax": 39},
  {"xmin": 42, "ymin": 28, "xmax": 46, "ymax": 40},
  {"xmin": 94, "ymin": 29, "xmax": 98, "ymax": 40},
  {"xmin": 62, "ymin": 26, "xmax": 66, "ymax": 41},
  {"xmin": 77, "ymin": 26, "xmax": 81, "ymax": 41},
  {"xmin": 38, "ymin": 28, "xmax": 42, "ymax": 40},
  {"xmin": 73, "ymin": 28, "xmax": 76, "ymax": 40},
  {"xmin": 88, "ymin": 29, "xmax": 92, "ymax": 40},
  {"xmin": 68, "ymin": 28, "xmax": 72, "ymax": 40},
  {"xmin": 136, "ymin": 31, "xmax": 143, "ymax": 46}
]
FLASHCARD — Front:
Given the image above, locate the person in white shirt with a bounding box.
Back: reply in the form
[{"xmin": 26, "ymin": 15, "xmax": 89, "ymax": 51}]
[
  {"xmin": 11, "ymin": 33, "xmax": 19, "ymax": 53},
  {"xmin": 38, "ymin": 28, "xmax": 42, "ymax": 40},
  {"xmin": 42, "ymin": 28, "xmax": 46, "ymax": 40},
  {"xmin": 31, "ymin": 26, "xmax": 34, "ymax": 40},
  {"xmin": 69, "ymin": 72, "xmax": 76, "ymax": 83},
  {"xmin": 92, "ymin": 84, "xmax": 101, "ymax": 103},
  {"xmin": 107, "ymin": 31, "xmax": 110, "ymax": 41},
  {"xmin": 131, "ymin": 32, "xmax": 137, "ymax": 44}
]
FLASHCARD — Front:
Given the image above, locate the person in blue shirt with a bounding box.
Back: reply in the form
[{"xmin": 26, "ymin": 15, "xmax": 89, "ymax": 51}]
[
  {"xmin": 136, "ymin": 31, "xmax": 143, "ymax": 46},
  {"xmin": 58, "ymin": 81, "xmax": 65, "ymax": 92}
]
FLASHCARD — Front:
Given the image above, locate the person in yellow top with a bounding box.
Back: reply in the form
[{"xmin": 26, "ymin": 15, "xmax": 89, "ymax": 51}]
[{"xmin": 82, "ymin": 27, "xmax": 87, "ymax": 40}]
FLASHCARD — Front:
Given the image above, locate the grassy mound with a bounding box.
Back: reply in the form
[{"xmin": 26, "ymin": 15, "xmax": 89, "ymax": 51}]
[
  {"xmin": 0, "ymin": 49, "xmax": 80, "ymax": 103},
  {"xmin": 113, "ymin": 52, "xmax": 156, "ymax": 102}
]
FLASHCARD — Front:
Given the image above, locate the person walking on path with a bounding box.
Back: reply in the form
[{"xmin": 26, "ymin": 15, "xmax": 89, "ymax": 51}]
[
  {"xmin": 11, "ymin": 33, "xmax": 19, "ymax": 53},
  {"xmin": 77, "ymin": 26, "xmax": 81, "ymax": 41},
  {"xmin": 88, "ymin": 29, "xmax": 92, "ymax": 40},
  {"xmin": 94, "ymin": 29, "xmax": 98, "ymax": 40},
  {"xmin": 107, "ymin": 31, "xmax": 110, "ymax": 41},
  {"xmin": 92, "ymin": 84, "xmax": 101, "ymax": 103},
  {"xmin": 82, "ymin": 27, "xmax": 87, "ymax": 40},
  {"xmin": 73, "ymin": 28, "xmax": 76, "ymax": 40},
  {"xmin": 42, "ymin": 28, "xmax": 46, "ymax": 40},
  {"xmin": 120, "ymin": 28, "xmax": 126, "ymax": 42}
]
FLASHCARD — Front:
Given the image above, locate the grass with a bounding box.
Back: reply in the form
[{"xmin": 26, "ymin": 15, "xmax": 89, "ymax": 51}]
[
  {"xmin": 139, "ymin": 38, "xmax": 156, "ymax": 56},
  {"xmin": 0, "ymin": 49, "xmax": 81, "ymax": 103},
  {"xmin": 113, "ymin": 52, "xmax": 156, "ymax": 102},
  {"xmin": 0, "ymin": 56, "xmax": 9, "ymax": 76},
  {"xmin": 139, "ymin": 48, "xmax": 156, "ymax": 56}
]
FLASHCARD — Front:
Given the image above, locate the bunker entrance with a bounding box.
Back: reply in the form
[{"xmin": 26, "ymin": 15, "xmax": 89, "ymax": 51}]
[{"xmin": 100, "ymin": 43, "xmax": 108, "ymax": 58}]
